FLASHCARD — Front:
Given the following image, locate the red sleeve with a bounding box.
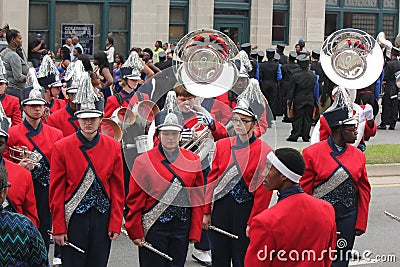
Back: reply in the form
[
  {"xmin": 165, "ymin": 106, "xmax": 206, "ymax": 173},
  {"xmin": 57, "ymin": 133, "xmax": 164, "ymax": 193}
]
[
  {"xmin": 108, "ymin": 141, "xmax": 125, "ymax": 234},
  {"xmin": 300, "ymin": 148, "xmax": 317, "ymax": 195},
  {"xmin": 248, "ymin": 183, "xmax": 272, "ymax": 225},
  {"xmin": 327, "ymin": 207, "xmax": 337, "ymax": 266},
  {"xmin": 355, "ymin": 156, "xmax": 371, "ymax": 232},
  {"xmin": 244, "ymin": 215, "xmax": 274, "ymax": 267},
  {"xmin": 104, "ymin": 96, "xmax": 119, "ymax": 118},
  {"xmin": 319, "ymin": 116, "xmax": 331, "ymax": 141},
  {"xmin": 363, "ymin": 120, "xmax": 377, "ymax": 138},
  {"xmin": 189, "ymin": 159, "xmax": 205, "ymax": 242},
  {"xmin": 49, "ymin": 142, "xmax": 68, "ymax": 235},
  {"xmin": 22, "ymin": 174, "xmax": 39, "ymax": 228},
  {"xmin": 125, "ymin": 158, "xmax": 148, "ymax": 240},
  {"xmin": 204, "ymin": 142, "xmax": 222, "ymax": 214},
  {"xmin": 210, "ymin": 120, "xmax": 228, "ymax": 141},
  {"xmin": 210, "ymin": 99, "xmax": 231, "ymax": 124},
  {"xmin": 11, "ymin": 99, "xmax": 22, "ymax": 125}
]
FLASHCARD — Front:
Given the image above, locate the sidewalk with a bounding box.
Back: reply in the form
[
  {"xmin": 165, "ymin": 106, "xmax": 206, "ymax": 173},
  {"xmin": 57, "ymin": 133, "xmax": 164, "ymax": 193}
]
[{"xmin": 367, "ymin": 163, "xmax": 400, "ymax": 179}]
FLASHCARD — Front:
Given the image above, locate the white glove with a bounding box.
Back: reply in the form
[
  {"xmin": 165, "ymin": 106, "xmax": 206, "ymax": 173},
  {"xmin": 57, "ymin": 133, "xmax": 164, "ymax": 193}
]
[
  {"xmin": 180, "ymin": 129, "xmax": 193, "ymax": 142},
  {"xmin": 363, "ymin": 104, "xmax": 374, "ymax": 120},
  {"xmin": 196, "ymin": 112, "xmax": 214, "ymax": 127}
]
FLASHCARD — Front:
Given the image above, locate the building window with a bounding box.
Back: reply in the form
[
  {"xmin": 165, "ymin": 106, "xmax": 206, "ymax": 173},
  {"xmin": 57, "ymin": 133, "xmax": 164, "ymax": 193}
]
[
  {"xmin": 169, "ymin": 0, "xmax": 188, "ymax": 43},
  {"xmin": 273, "ymin": 0, "xmax": 289, "ymax": 44},
  {"xmin": 109, "ymin": 5, "xmax": 129, "ymax": 56},
  {"xmin": 169, "ymin": 7, "xmax": 187, "ymax": 42},
  {"xmin": 325, "ymin": 0, "xmax": 398, "ymax": 38},
  {"xmin": 28, "ymin": 4, "xmax": 49, "ymax": 44}
]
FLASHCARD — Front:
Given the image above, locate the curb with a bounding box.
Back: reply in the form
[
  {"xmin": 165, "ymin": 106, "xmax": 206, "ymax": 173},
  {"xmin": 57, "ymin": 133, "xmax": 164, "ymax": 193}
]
[{"xmin": 366, "ymin": 163, "xmax": 400, "ymax": 178}]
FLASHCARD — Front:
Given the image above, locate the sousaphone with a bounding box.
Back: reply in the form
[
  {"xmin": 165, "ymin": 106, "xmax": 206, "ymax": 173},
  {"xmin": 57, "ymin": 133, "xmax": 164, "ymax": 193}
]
[{"xmin": 173, "ymin": 29, "xmax": 240, "ymax": 98}]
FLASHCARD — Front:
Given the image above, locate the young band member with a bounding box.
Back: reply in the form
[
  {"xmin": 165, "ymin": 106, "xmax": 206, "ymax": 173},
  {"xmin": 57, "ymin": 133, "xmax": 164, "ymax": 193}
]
[
  {"xmin": 37, "ymin": 55, "xmax": 67, "ymax": 121},
  {"xmin": 49, "ymin": 72, "xmax": 125, "ymax": 267},
  {"xmin": 0, "ymin": 58, "xmax": 22, "ymax": 125},
  {"xmin": 0, "ymin": 128, "xmax": 39, "ymax": 227},
  {"xmin": 125, "ymin": 104, "xmax": 204, "ymax": 267},
  {"xmin": 4, "ymin": 82, "xmax": 63, "ymax": 252},
  {"xmin": 47, "ymin": 60, "xmax": 84, "ymax": 137},
  {"xmin": 203, "ymin": 80, "xmax": 273, "ymax": 267},
  {"xmin": 301, "ymin": 107, "xmax": 371, "ymax": 267},
  {"xmin": 172, "ymin": 85, "xmax": 227, "ymax": 266},
  {"xmin": 245, "ymin": 148, "xmax": 337, "ymax": 266}
]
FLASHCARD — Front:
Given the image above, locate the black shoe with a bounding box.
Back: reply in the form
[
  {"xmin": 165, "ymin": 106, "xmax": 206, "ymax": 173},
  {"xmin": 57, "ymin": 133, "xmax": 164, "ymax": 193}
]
[
  {"xmin": 286, "ymin": 137, "xmax": 297, "ymax": 142},
  {"xmin": 282, "ymin": 117, "xmax": 292, "ymax": 123},
  {"xmin": 302, "ymin": 138, "xmax": 310, "ymax": 142},
  {"xmin": 377, "ymin": 125, "xmax": 387, "ymax": 130},
  {"xmin": 389, "ymin": 126, "xmax": 395, "ymax": 130}
]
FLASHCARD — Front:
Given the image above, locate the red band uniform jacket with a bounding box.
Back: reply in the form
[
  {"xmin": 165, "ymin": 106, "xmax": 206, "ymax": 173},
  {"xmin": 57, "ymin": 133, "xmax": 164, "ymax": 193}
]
[
  {"xmin": 125, "ymin": 145, "xmax": 204, "ymax": 242},
  {"xmin": 0, "ymin": 94, "xmax": 22, "ymax": 125},
  {"xmin": 301, "ymin": 139, "xmax": 371, "ymax": 232},
  {"xmin": 245, "ymin": 190, "xmax": 337, "ymax": 267},
  {"xmin": 205, "ymin": 136, "xmax": 273, "ymax": 224},
  {"xmin": 49, "ymin": 132, "xmax": 125, "ymax": 235},
  {"xmin": 3, "ymin": 158, "xmax": 39, "ymax": 228},
  {"xmin": 47, "ymin": 104, "xmax": 80, "ymax": 137}
]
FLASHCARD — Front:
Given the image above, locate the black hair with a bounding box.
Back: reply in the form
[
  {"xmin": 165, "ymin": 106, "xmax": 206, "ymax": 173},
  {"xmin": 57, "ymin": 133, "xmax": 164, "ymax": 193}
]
[
  {"xmin": 78, "ymin": 54, "xmax": 93, "ymax": 72},
  {"xmin": 114, "ymin": 52, "xmax": 125, "ymax": 64},
  {"xmin": 60, "ymin": 46, "xmax": 71, "ymax": 61},
  {"xmin": 0, "ymin": 164, "xmax": 8, "ymax": 190},
  {"xmin": 94, "ymin": 51, "xmax": 109, "ymax": 69},
  {"xmin": 3, "ymin": 24, "xmax": 20, "ymax": 44},
  {"xmin": 274, "ymin": 148, "xmax": 305, "ymax": 176},
  {"xmin": 74, "ymin": 47, "xmax": 82, "ymax": 55},
  {"xmin": 143, "ymin": 48, "xmax": 154, "ymax": 60},
  {"xmin": 156, "ymin": 40, "xmax": 162, "ymax": 47},
  {"xmin": 106, "ymin": 37, "xmax": 114, "ymax": 46}
]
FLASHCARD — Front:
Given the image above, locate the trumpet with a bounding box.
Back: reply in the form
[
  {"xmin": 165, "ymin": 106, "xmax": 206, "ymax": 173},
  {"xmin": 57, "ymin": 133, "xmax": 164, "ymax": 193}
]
[{"xmin": 9, "ymin": 146, "xmax": 42, "ymax": 164}]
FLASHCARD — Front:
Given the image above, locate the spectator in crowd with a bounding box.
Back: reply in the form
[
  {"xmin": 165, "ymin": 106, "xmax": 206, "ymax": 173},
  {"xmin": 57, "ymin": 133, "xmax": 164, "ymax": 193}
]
[
  {"xmin": 72, "ymin": 46, "xmax": 82, "ymax": 62},
  {"xmin": 298, "ymin": 39, "xmax": 311, "ymax": 56},
  {"xmin": 113, "ymin": 52, "xmax": 125, "ymax": 93},
  {"xmin": 0, "ymin": 25, "xmax": 29, "ymax": 99},
  {"xmin": 153, "ymin": 40, "xmax": 163, "ymax": 62},
  {"xmin": 63, "ymin": 37, "xmax": 73, "ymax": 53},
  {"xmin": 71, "ymin": 35, "xmax": 83, "ymax": 61},
  {"xmin": 28, "ymin": 33, "xmax": 46, "ymax": 68},
  {"xmin": 93, "ymin": 50, "xmax": 113, "ymax": 104},
  {"xmin": 105, "ymin": 37, "xmax": 115, "ymax": 71},
  {"xmin": 57, "ymin": 46, "xmax": 71, "ymax": 81}
]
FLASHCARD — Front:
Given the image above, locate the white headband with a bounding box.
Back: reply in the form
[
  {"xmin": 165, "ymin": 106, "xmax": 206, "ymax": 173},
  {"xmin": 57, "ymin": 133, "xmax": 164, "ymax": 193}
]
[{"xmin": 267, "ymin": 152, "xmax": 302, "ymax": 183}]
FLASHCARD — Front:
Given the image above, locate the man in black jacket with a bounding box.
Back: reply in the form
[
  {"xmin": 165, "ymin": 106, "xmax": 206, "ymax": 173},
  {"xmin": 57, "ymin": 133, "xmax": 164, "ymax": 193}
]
[
  {"xmin": 280, "ymin": 51, "xmax": 300, "ymax": 122},
  {"xmin": 287, "ymin": 55, "xmax": 318, "ymax": 142}
]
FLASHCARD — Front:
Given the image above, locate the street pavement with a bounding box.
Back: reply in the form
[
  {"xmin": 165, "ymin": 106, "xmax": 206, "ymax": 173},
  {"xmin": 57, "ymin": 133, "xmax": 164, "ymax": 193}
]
[{"xmin": 50, "ymin": 116, "xmax": 400, "ymax": 266}]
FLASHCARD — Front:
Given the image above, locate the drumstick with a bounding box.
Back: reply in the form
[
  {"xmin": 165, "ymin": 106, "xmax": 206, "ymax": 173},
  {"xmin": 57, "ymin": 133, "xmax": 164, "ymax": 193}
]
[
  {"xmin": 47, "ymin": 230, "xmax": 85, "ymax": 254},
  {"xmin": 208, "ymin": 225, "xmax": 239, "ymax": 239},
  {"xmin": 141, "ymin": 241, "xmax": 173, "ymax": 261}
]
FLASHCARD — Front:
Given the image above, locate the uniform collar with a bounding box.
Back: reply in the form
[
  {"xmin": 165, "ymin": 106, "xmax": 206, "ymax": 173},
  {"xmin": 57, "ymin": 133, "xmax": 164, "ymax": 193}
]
[
  {"xmin": 0, "ymin": 94, "xmax": 5, "ymax": 101},
  {"xmin": 277, "ymin": 184, "xmax": 303, "ymax": 202},
  {"xmin": 235, "ymin": 134, "xmax": 256, "ymax": 148},
  {"xmin": 158, "ymin": 143, "xmax": 179, "ymax": 163},
  {"xmin": 120, "ymin": 89, "xmax": 135, "ymax": 99},
  {"xmin": 66, "ymin": 104, "xmax": 76, "ymax": 117},
  {"xmin": 77, "ymin": 130, "xmax": 100, "ymax": 150},
  {"xmin": 23, "ymin": 119, "xmax": 43, "ymax": 134}
]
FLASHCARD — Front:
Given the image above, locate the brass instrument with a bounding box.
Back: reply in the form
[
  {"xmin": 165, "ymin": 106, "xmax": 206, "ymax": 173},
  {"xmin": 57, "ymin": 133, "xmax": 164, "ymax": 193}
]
[
  {"xmin": 377, "ymin": 31, "xmax": 393, "ymax": 58},
  {"xmin": 110, "ymin": 107, "xmax": 136, "ymax": 130},
  {"xmin": 9, "ymin": 146, "xmax": 42, "ymax": 164},
  {"xmin": 173, "ymin": 29, "xmax": 240, "ymax": 98},
  {"xmin": 131, "ymin": 100, "xmax": 160, "ymax": 128},
  {"xmin": 101, "ymin": 119, "xmax": 123, "ymax": 142}
]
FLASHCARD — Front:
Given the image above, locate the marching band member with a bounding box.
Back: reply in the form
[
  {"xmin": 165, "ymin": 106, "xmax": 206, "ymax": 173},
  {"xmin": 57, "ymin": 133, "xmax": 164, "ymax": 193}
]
[
  {"xmin": 0, "ymin": 127, "xmax": 39, "ymax": 228},
  {"xmin": 0, "ymin": 57, "xmax": 22, "ymax": 125},
  {"xmin": 172, "ymin": 85, "xmax": 227, "ymax": 266},
  {"xmin": 47, "ymin": 80, "xmax": 79, "ymax": 137},
  {"xmin": 4, "ymin": 82, "xmax": 63, "ymax": 252},
  {"xmin": 125, "ymin": 104, "xmax": 204, "ymax": 267},
  {"xmin": 49, "ymin": 72, "xmax": 124, "ymax": 266},
  {"xmin": 203, "ymin": 80, "xmax": 273, "ymax": 267},
  {"xmin": 301, "ymin": 106, "xmax": 371, "ymax": 267},
  {"xmin": 37, "ymin": 55, "xmax": 67, "ymax": 122},
  {"xmin": 245, "ymin": 148, "xmax": 337, "ymax": 266}
]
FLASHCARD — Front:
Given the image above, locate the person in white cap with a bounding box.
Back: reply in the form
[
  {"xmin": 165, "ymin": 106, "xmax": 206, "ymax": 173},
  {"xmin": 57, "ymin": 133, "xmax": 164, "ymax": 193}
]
[
  {"xmin": 3, "ymin": 80, "xmax": 63, "ymax": 252},
  {"xmin": 245, "ymin": 147, "xmax": 337, "ymax": 266},
  {"xmin": 125, "ymin": 101, "xmax": 204, "ymax": 267},
  {"xmin": 203, "ymin": 80, "xmax": 273, "ymax": 267},
  {"xmin": 49, "ymin": 72, "xmax": 124, "ymax": 267}
]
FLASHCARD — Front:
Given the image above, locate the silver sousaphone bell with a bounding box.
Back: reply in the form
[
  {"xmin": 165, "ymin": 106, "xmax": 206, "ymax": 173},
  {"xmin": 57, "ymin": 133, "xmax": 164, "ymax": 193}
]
[
  {"xmin": 320, "ymin": 28, "xmax": 384, "ymax": 90},
  {"xmin": 173, "ymin": 29, "xmax": 240, "ymax": 98}
]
